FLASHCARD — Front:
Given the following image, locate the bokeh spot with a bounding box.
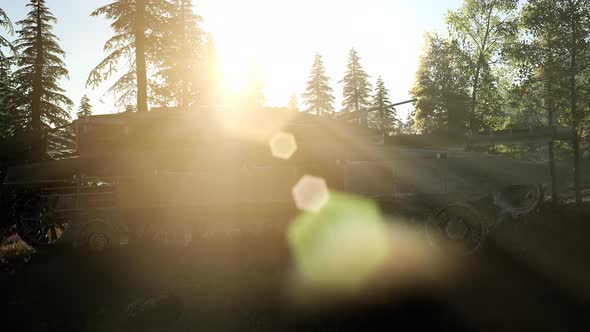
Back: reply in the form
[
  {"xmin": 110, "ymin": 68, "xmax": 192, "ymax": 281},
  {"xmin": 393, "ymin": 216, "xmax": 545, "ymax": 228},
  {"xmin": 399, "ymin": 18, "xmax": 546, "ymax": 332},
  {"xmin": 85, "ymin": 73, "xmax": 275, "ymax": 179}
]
[
  {"xmin": 292, "ymin": 175, "xmax": 329, "ymax": 212},
  {"xmin": 269, "ymin": 131, "xmax": 297, "ymax": 160},
  {"xmin": 287, "ymin": 192, "xmax": 391, "ymax": 292}
]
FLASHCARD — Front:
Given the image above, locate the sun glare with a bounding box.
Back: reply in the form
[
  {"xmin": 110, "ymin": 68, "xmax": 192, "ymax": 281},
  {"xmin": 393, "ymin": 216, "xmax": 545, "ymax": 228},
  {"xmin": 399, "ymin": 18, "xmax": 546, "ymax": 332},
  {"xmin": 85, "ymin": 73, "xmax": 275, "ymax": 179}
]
[{"xmin": 221, "ymin": 58, "xmax": 249, "ymax": 94}]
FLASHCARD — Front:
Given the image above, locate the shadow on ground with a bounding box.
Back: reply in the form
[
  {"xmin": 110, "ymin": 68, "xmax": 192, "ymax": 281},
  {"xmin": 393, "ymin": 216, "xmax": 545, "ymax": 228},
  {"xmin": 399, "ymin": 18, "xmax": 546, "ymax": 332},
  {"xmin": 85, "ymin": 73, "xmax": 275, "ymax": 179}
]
[{"xmin": 1, "ymin": 203, "xmax": 590, "ymax": 331}]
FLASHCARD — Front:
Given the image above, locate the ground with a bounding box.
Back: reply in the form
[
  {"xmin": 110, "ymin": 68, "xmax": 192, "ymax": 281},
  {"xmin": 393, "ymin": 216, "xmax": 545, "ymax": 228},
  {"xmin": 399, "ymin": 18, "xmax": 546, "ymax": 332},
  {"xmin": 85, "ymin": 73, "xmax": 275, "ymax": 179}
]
[{"xmin": 1, "ymin": 203, "xmax": 590, "ymax": 331}]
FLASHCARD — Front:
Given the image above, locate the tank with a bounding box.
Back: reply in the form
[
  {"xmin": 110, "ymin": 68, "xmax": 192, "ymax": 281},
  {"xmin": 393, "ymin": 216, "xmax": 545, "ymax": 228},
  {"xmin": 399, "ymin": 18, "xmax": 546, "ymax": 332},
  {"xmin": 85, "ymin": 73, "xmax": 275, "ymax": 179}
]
[{"xmin": 1, "ymin": 108, "xmax": 557, "ymax": 253}]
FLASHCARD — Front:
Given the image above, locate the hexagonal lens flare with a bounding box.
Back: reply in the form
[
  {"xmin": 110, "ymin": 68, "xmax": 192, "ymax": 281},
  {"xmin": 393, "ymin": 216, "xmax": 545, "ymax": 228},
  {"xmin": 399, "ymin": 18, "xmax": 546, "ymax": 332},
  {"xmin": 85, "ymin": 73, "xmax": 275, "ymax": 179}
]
[
  {"xmin": 292, "ymin": 175, "xmax": 329, "ymax": 212},
  {"xmin": 269, "ymin": 131, "xmax": 297, "ymax": 160}
]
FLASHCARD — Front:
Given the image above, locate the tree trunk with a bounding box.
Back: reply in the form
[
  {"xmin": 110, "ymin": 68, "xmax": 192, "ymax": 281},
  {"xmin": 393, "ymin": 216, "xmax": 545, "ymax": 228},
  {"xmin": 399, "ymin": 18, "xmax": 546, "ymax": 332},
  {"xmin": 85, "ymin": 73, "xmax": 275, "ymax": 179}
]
[
  {"xmin": 135, "ymin": 0, "xmax": 148, "ymax": 113},
  {"xmin": 31, "ymin": 2, "xmax": 44, "ymax": 160},
  {"xmin": 570, "ymin": 11, "xmax": 582, "ymax": 206},
  {"xmin": 470, "ymin": 55, "xmax": 482, "ymax": 133},
  {"xmin": 547, "ymin": 97, "xmax": 558, "ymax": 205},
  {"xmin": 379, "ymin": 97, "xmax": 385, "ymax": 136}
]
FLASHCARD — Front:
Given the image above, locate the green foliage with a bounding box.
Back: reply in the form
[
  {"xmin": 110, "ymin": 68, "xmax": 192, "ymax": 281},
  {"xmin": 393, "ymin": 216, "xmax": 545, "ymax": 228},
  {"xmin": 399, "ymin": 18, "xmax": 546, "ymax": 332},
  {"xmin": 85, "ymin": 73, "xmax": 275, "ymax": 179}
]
[
  {"xmin": 446, "ymin": 0, "xmax": 518, "ymax": 132},
  {"xmin": 410, "ymin": 33, "xmax": 471, "ymax": 133},
  {"xmin": 340, "ymin": 48, "xmax": 372, "ymax": 125},
  {"xmin": 369, "ymin": 76, "xmax": 398, "ymax": 133},
  {"xmin": 302, "ymin": 53, "xmax": 334, "ymax": 116},
  {"xmin": 519, "ymin": 0, "xmax": 590, "ymax": 128},
  {"xmin": 76, "ymin": 95, "xmax": 93, "ymax": 118},
  {"xmin": 13, "ymin": 0, "xmax": 73, "ymax": 132},
  {"xmin": 401, "ymin": 112, "xmax": 417, "ymax": 135}
]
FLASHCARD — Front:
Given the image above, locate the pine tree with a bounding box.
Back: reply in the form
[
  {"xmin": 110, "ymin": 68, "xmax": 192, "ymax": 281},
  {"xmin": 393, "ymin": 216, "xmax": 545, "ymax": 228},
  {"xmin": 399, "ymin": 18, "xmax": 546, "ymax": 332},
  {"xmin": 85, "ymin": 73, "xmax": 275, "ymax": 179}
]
[
  {"xmin": 155, "ymin": 0, "xmax": 204, "ymax": 108},
  {"xmin": 77, "ymin": 95, "xmax": 93, "ymax": 118},
  {"xmin": 0, "ymin": 8, "xmax": 16, "ymax": 138},
  {"xmin": 87, "ymin": 0, "xmax": 172, "ymax": 112},
  {"xmin": 402, "ymin": 112, "xmax": 417, "ymax": 135},
  {"xmin": 340, "ymin": 48, "xmax": 372, "ymax": 126},
  {"xmin": 0, "ymin": 57, "xmax": 18, "ymax": 138},
  {"xmin": 13, "ymin": 0, "xmax": 73, "ymax": 150},
  {"xmin": 288, "ymin": 92, "xmax": 299, "ymax": 112},
  {"xmin": 370, "ymin": 76, "xmax": 397, "ymax": 134},
  {"xmin": 302, "ymin": 53, "xmax": 334, "ymax": 116},
  {"xmin": 0, "ymin": 7, "xmax": 15, "ymax": 59}
]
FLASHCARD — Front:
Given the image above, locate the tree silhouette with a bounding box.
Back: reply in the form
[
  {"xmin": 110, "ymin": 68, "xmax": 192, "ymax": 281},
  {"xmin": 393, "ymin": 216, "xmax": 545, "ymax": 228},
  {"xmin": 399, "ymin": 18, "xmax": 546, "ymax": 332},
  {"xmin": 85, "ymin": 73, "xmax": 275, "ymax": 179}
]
[
  {"xmin": 155, "ymin": 0, "xmax": 204, "ymax": 108},
  {"xmin": 370, "ymin": 76, "xmax": 397, "ymax": 133},
  {"xmin": 410, "ymin": 33, "xmax": 470, "ymax": 133},
  {"xmin": 13, "ymin": 0, "xmax": 72, "ymax": 157},
  {"xmin": 340, "ymin": 48, "xmax": 372, "ymax": 126},
  {"xmin": 77, "ymin": 95, "xmax": 93, "ymax": 118},
  {"xmin": 87, "ymin": 0, "xmax": 172, "ymax": 112},
  {"xmin": 0, "ymin": 57, "xmax": 18, "ymax": 138},
  {"xmin": 0, "ymin": 7, "xmax": 15, "ymax": 59},
  {"xmin": 288, "ymin": 92, "xmax": 299, "ymax": 112},
  {"xmin": 302, "ymin": 53, "xmax": 334, "ymax": 116},
  {"xmin": 0, "ymin": 8, "xmax": 16, "ymax": 139}
]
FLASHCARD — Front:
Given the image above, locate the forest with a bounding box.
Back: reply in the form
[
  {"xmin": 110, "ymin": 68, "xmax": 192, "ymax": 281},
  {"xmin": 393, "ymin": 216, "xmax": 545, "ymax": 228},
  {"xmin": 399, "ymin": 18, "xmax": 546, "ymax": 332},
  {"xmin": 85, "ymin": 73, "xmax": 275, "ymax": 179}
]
[
  {"xmin": 1, "ymin": 1, "xmax": 590, "ymax": 331},
  {"xmin": 0, "ymin": 3, "xmax": 588, "ymax": 144},
  {"xmin": 0, "ymin": 0, "xmax": 588, "ymax": 186}
]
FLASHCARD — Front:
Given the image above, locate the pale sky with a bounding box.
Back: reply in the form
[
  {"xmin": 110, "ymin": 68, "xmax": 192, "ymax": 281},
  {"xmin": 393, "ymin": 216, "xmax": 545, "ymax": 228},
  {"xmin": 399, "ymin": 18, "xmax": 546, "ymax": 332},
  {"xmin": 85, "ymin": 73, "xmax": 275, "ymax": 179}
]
[{"xmin": 1, "ymin": 0, "xmax": 464, "ymax": 119}]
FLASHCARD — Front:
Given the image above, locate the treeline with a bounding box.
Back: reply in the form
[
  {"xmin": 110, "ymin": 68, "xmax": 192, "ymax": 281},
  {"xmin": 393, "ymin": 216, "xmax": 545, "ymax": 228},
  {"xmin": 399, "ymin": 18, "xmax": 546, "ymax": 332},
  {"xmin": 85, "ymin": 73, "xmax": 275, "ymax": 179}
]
[
  {"xmin": 408, "ymin": 0, "xmax": 589, "ymax": 204},
  {"xmin": 0, "ymin": 0, "xmax": 588, "ymax": 200},
  {"xmin": 299, "ymin": 50, "xmax": 402, "ymax": 135},
  {"xmin": 0, "ymin": 0, "xmax": 219, "ymax": 160}
]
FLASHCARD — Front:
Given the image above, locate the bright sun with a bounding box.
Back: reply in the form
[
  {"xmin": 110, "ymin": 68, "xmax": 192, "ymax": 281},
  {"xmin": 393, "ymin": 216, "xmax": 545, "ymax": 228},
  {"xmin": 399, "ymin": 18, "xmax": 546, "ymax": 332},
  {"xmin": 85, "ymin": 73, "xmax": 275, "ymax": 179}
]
[
  {"xmin": 221, "ymin": 58, "xmax": 249, "ymax": 94},
  {"xmin": 201, "ymin": 0, "xmax": 315, "ymax": 104}
]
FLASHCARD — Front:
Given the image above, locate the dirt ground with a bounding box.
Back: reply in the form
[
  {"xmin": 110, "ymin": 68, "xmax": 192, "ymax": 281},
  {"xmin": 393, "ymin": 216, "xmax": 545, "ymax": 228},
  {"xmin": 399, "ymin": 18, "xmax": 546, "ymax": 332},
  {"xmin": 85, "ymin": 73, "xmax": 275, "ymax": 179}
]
[{"xmin": 1, "ymin": 203, "xmax": 590, "ymax": 332}]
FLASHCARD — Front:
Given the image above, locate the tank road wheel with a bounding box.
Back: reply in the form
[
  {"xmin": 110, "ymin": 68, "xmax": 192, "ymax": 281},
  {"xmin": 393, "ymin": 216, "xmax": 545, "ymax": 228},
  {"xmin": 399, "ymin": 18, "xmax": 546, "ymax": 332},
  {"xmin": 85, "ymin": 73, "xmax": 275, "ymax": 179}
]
[
  {"xmin": 494, "ymin": 184, "xmax": 544, "ymax": 218},
  {"xmin": 76, "ymin": 220, "xmax": 119, "ymax": 252},
  {"xmin": 425, "ymin": 204, "xmax": 485, "ymax": 255},
  {"xmin": 14, "ymin": 194, "xmax": 69, "ymax": 249}
]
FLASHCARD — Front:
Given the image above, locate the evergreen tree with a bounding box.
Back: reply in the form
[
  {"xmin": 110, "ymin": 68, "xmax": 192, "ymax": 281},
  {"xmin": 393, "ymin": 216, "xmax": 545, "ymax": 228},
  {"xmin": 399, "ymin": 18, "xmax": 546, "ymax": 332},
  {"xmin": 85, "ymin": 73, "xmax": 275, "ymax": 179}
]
[
  {"xmin": 401, "ymin": 112, "xmax": 417, "ymax": 135},
  {"xmin": 370, "ymin": 76, "xmax": 397, "ymax": 133},
  {"xmin": 0, "ymin": 57, "xmax": 18, "ymax": 138},
  {"xmin": 340, "ymin": 48, "xmax": 372, "ymax": 126},
  {"xmin": 13, "ymin": 0, "xmax": 73, "ymax": 151},
  {"xmin": 0, "ymin": 8, "xmax": 16, "ymax": 138},
  {"xmin": 302, "ymin": 53, "xmax": 334, "ymax": 116},
  {"xmin": 288, "ymin": 92, "xmax": 298, "ymax": 112},
  {"xmin": 155, "ymin": 0, "xmax": 204, "ymax": 108},
  {"xmin": 77, "ymin": 95, "xmax": 93, "ymax": 118},
  {"xmin": 0, "ymin": 7, "xmax": 15, "ymax": 59},
  {"xmin": 87, "ymin": 0, "xmax": 172, "ymax": 112}
]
